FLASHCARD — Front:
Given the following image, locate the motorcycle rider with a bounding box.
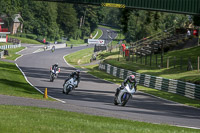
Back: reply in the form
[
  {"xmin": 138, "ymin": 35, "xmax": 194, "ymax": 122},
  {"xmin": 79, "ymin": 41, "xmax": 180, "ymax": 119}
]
[
  {"xmin": 51, "ymin": 63, "xmax": 59, "ymax": 75},
  {"xmin": 51, "ymin": 45, "xmax": 55, "ymax": 52},
  {"xmin": 64, "ymin": 70, "xmax": 80, "ymax": 87},
  {"xmin": 115, "ymin": 75, "xmax": 137, "ymax": 96}
]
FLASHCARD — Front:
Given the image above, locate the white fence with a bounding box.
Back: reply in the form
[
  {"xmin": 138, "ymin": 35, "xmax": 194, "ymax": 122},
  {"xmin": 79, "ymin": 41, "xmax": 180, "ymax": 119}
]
[{"xmin": 0, "ymin": 44, "xmax": 21, "ymax": 50}]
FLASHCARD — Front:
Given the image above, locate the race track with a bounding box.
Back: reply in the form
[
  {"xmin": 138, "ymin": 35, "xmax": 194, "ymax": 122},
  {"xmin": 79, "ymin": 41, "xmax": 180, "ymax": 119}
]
[{"xmin": 8, "ymin": 28, "xmax": 200, "ymax": 129}]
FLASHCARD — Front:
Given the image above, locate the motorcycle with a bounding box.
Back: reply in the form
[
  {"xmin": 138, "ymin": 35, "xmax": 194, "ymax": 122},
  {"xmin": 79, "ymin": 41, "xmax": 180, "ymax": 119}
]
[
  {"xmin": 50, "ymin": 67, "xmax": 60, "ymax": 82},
  {"xmin": 114, "ymin": 83, "xmax": 136, "ymax": 106},
  {"xmin": 63, "ymin": 77, "xmax": 78, "ymax": 94},
  {"xmin": 51, "ymin": 46, "xmax": 55, "ymax": 52}
]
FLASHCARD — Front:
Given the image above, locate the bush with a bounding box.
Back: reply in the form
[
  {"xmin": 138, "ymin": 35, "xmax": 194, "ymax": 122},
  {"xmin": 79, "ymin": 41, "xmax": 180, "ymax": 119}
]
[
  {"xmin": 37, "ymin": 36, "xmax": 44, "ymax": 40},
  {"xmin": 20, "ymin": 33, "xmax": 27, "ymax": 38},
  {"xmin": 26, "ymin": 34, "xmax": 37, "ymax": 40}
]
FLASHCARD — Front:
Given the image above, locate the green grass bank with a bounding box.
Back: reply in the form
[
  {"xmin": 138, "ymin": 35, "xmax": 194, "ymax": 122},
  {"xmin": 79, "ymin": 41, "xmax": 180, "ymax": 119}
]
[
  {"xmin": 0, "ymin": 105, "xmax": 199, "ymax": 133},
  {"xmin": 100, "ymin": 46, "xmax": 200, "ymax": 84},
  {"xmin": 4, "ymin": 47, "xmax": 25, "ymax": 60},
  {"xmin": 0, "ymin": 61, "xmax": 51, "ymax": 100},
  {"xmin": 9, "ymin": 35, "xmax": 42, "ymax": 44}
]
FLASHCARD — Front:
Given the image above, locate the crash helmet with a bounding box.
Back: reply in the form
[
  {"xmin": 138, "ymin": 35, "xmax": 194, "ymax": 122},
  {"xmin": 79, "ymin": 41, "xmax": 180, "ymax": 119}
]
[
  {"xmin": 128, "ymin": 75, "xmax": 135, "ymax": 83},
  {"xmin": 76, "ymin": 69, "xmax": 80, "ymax": 74}
]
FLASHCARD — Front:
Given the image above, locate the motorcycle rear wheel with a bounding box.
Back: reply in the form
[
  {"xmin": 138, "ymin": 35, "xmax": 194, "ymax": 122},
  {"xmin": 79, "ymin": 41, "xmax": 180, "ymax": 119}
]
[
  {"xmin": 113, "ymin": 96, "xmax": 119, "ymax": 105},
  {"xmin": 50, "ymin": 75, "xmax": 54, "ymax": 82}
]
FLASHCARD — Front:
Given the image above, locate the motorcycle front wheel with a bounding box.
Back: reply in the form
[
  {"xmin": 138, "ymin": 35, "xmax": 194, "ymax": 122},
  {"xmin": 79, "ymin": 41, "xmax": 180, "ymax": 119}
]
[
  {"xmin": 65, "ymin": 85, "xmax": 73, "ymax": 94},
  {"xmin": 121, "ymin": 93, "xmax": 130, "ymax": 106}
]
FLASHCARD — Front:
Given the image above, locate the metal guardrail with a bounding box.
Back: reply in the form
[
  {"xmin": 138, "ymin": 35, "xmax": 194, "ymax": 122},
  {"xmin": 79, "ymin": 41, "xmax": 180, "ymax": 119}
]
[{"xmin": 99, "ymin": 62, "xmax": 200, "ymax": 100}]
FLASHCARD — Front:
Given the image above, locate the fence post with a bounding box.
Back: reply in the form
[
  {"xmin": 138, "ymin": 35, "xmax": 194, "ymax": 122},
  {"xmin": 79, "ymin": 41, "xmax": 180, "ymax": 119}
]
[
  {"xmin": 174, "ymin": 56, "xmax": 176, "ymax": 69},
  {"xmin": 187, "ymin": 57, "xmax": 193, "ymax": 71},
  {"xmin": 167, "ymin": 57, "xmax": 169, "ymax": 69},
  {"xmin": 150, "ymin": 54, "xmax": 152, "ymax": 67},
  {"xmin": 180, "ymin": 57, "xmax": 182, "ymax": 70},
  {"xmin": 132, "ymin": 53, "xmax": 134, "ymax": 62},
  {"xmin": 145, "ymin": 55, "xmax": 147, "ymax": 65},
  {"xmin": 156, "ymin": 55, "xmax": 158, "ymax": 67},
  {"xmin": 198, "ymin": 56, "xmax": 199, "ymax": 72},
  {"xmin": 128, "ymin": 52, "xmax": 130, "ymax": 61}
]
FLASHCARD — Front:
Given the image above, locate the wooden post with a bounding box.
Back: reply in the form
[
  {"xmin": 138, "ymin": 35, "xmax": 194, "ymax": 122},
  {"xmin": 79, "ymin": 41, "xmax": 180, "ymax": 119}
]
[
  {"xmin": 167, "ymin": 57, "xmax": 169, "ymax": 69},
  {"xmin": 161, "ymin": 42, "xmax": 164, "ymax": 68},
  {"xmin": 198, "ymin": 27, "xmax": 200, "ymax": 46},
  {"xmin": 180, "ymin": 57, "xmax": 182, "ymax": 70},
  {"xmin": 145, "ymin": 55, "xmax": 147, "ymax": 65},
  {"xmin": 174, "ymin": 56, "xmax": 176, "ymax": 69},
  {"xmin": 198, "ymin": 56, "xmax": 199, "ymax": 72},
  {"xmin": 152, "ymin": 54, "xmax": 154, "ymax": 66},
  {"xmin": 117, "ymin": 45, "xmax": 120, "ymax": 61},
  {"xmin": 150, "ymin": 54, "xmax": 152, "ymax": 67},
  {"xmin": 156, "ymin": 55, "xmax": 158, "ymax": 67}
]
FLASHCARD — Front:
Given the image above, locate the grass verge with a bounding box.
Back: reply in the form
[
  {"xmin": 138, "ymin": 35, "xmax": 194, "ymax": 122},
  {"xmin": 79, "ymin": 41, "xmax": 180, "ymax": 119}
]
[
  {"xmin": 66, "ymin": 38, "xmax": 85, "ymax": 45},
  {"xmin": 0, "ymin": 42, "xmax": 13, "ymax": 46},
  {"xmin": 100, "ymin": 46, "xmax": 200, "ymax": 84},
  {"xmin": 0, "ymin": 61, "xmax": 53, "ymax": 100},
  {"xmin": 0, "ymin": 105, "xmax": 199, "ymax": 133},
  {"xmin": 94, "ymin": 28, "xmax": 103, "ymax": 39},
  {"xmin": 64, "ymin": 47, "xmax": 94, "ymax": 66},
  {"xmin": 4, "ymin": 47, "xmax": 25, "ymax": 60}
]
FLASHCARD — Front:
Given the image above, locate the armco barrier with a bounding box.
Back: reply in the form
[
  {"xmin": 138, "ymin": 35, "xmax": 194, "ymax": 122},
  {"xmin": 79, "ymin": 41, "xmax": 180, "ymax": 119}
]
[
  {"xmin": 99, "ymin": 62, "xmax": 200, "ymax": 100},
  {"xmin": 0, "ymin": 44, "xmax": 21, "ymax": 50}
]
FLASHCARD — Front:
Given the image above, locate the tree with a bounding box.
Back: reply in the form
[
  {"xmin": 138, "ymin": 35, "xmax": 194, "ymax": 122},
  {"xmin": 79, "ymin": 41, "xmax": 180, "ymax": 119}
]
[
  {"xmin": 57, "ymin": 3, "xmax": 78, "ymax": 39},
  {"xmin": 74, "ymin": 5, "xmax": 98, "ymax": 39},
  {"xmin": 120, "ymin": 9, "xmax": 189, "ymax": 43}
]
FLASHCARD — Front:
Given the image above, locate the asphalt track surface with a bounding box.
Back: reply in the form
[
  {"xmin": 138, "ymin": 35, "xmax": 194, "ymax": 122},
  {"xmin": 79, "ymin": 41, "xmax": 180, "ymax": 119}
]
[{"xmin": 1, "ymin": 28, "xmax": 200, "ymax": 129}]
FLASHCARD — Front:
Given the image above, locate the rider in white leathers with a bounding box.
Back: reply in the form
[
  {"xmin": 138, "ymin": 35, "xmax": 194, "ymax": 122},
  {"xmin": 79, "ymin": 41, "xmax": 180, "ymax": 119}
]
[{"xmin": 115, "ymin": 75, "xmax": 137, "ymax": 96}]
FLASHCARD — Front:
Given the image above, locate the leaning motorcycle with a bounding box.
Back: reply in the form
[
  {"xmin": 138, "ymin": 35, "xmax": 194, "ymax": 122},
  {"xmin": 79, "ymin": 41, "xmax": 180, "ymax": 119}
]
[
  {"xmin": 114, "ymin": 84, "xmax": 136, "ymax": 106},
  {"xmin": 63, "ymin": 77, "xmax": 78, "ymax": 94},
  {"xmin": 50, "ymin": 67, "xmax": 60, "ymax": 82}
]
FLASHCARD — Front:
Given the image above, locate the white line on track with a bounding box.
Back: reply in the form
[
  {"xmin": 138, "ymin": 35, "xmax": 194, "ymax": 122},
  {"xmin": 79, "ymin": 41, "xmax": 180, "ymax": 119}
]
[
  {"xmin": 15, "ymin": 50, "xmax": 66, "ymax": 103},
  {"xmin": 16, "ymin": 46, "xmax": 27, "ymax": 54},
  {"xmin": 15, "ymin": 55, "xmax": 23, "ymax": 61}
]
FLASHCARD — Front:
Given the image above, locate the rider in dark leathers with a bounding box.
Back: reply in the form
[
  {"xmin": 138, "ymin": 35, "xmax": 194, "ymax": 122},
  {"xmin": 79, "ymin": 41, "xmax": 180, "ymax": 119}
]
[
  {"xmin": 63, "ymin": 70, "xmax": 80, "ymax": 87},
  {"xmin": 51, "ymin": 63, "xmax": 59, "ymax": 75},
  {"xmin": 115, "ymin": 75, "xmax": 137, "ymax": 96}
]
